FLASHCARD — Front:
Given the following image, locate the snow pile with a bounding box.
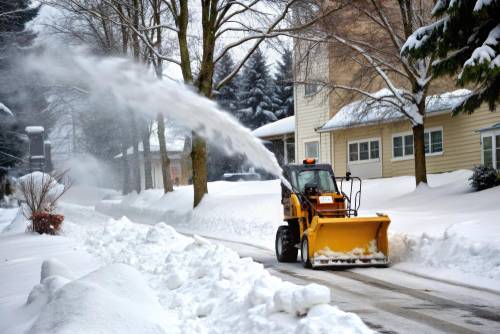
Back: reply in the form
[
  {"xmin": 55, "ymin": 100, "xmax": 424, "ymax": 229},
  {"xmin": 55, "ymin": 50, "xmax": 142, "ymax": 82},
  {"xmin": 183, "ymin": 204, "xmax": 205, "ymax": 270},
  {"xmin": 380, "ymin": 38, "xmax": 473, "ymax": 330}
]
[
  {"xmin": 252, "ymin": 115, "xmax": 295, "ymax": 138},
  {"xmin": 26, "ymin": 260, "xmax": 173, "ymax": 334},
  {"xmin": 97, "ymin": 180, "xmax": 283, "ymax": 247},
  {"xmin": 25, "ymin": 126, "xmax": 45, "ymax": 134},
  {"xmin": 315, "ymin": 240, "xmax": 386, "ymax": 262},
  {"xmin": 319, "ymin": 89, "xmax": 471, "ymax": 131},
  {"xmin": 79, "ymin": 217, "xmax": 372, "ymax": 333},
  {"xmin": 361, "ymin": 170, "xmax": 500, "ymax": 285}
]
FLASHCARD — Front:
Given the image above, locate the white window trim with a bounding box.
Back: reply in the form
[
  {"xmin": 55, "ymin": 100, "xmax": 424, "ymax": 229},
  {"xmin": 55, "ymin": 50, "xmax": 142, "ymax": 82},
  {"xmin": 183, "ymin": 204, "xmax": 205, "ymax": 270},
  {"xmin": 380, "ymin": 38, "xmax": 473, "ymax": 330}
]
[
  {"xmin": 391, "ymin": 131, "xmax": 413, "ymax": 161},
  {"xmin": 481, "ymin": 130, "xmax": 500, "ymax": 168},
  {"xmin": 391, "ymin": 126, "xmax": 444, "ymax": 162},
  {"xmin": 304, "ymin": 139, "xmax": 320, "ymax": 160},
  {"xmin": 347, "ymin": 137, "xmax": 381, "ymax": 165}
]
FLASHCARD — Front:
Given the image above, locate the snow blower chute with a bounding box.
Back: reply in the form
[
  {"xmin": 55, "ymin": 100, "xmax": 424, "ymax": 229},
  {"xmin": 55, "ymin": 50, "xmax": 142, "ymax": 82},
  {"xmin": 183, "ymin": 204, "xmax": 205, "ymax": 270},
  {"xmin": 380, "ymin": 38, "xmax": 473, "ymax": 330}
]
[{"xmin": 275, "ymin": 159, "xmax": 390, "ymax": 268}]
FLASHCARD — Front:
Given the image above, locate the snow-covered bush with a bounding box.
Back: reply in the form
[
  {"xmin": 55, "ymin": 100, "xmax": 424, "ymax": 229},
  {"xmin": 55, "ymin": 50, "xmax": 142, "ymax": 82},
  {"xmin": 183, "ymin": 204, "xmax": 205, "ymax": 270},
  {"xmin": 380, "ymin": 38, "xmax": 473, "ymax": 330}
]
[
  {"xmin": 469, "ymin": 165, "xmax": 499, "ymax": 191},
  {"xmin": 17, "ymin": 171, "xmax": 71, "ymax": 234}
]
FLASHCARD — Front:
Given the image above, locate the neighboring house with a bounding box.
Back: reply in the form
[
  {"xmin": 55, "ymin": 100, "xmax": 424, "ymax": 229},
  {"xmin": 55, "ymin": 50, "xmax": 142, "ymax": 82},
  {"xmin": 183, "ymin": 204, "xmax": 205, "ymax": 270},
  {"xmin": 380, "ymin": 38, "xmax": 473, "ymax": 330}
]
[
  {"xmin": 252, "ymin": 115, "xmax": 295, "ymax": 166},
  {"xmin": 115, "ymin": 127, "xmax": 192, "ymax": 188},
  {"xmin": 293, "ymin": 44, "xmax": 500, "ymax": 179}
]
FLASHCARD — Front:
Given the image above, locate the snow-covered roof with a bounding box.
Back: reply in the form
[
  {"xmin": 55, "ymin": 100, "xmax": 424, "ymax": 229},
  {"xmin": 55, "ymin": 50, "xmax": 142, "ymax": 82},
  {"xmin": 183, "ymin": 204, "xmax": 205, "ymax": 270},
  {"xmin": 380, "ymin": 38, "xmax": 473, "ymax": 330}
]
[
  {"xmin": 0, "ymin": 102, "xmax": 13, "ymax": 117},
  {"xmin": 318, "ymin": 89, "xmax": 471, "ymax": 132},
  {"xmin": 252, "ymin": 115, "xmax": 295, "ymax": 138},
  {"xmin": 25, "ymin": 126, "xmax": 45, "ymax": 134},
  {"xmin": 114, "ymin": 121, "xmax": 189, "ymax": 159}
]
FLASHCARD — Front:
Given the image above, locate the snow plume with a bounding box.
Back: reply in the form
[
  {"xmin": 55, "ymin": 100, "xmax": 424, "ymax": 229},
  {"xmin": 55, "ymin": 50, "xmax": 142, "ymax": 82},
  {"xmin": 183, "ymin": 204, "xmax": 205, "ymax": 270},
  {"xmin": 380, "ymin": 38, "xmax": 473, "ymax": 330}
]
[{"xmin": 22, "ymin": 47, "xmax": 283, "ymax": 178}]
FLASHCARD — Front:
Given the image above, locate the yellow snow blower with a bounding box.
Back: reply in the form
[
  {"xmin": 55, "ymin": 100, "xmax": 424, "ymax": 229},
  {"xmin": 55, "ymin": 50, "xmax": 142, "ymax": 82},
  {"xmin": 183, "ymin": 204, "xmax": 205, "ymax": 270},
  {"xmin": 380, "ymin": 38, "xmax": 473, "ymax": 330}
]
[{"xmin": 275, "ymin": 159, "xmax": 390, "ymax": 268}]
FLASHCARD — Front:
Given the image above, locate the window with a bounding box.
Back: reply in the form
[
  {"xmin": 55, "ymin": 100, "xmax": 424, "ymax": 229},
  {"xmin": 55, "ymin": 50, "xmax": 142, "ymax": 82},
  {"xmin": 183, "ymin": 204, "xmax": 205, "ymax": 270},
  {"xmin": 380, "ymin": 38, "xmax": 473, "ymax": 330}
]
[
  {"xmin": 483, "ymin": 136, "xmax": 493, "ymax": 168},
  {"xmin": 295, "ymin": 170, "xmax": 337, "ymax": 193},
  {"xmin": 305, "ymin": 141, "xmax": 319, "ymax": 159},
  {"xmin": 393, "ymin": 134, "xmax": 413, "ymax": 158},
  {"xmin": 393, "ymin": 128, "xmax": 443, "ymax": 159},
  {"xmin": 425, "ymin": 129, "xmax": 443, "ymax": 154},
  {"xmin": 304, "ymin": 83, "xmax": 319, "ymax": 96},
  {"xmin": 348, "ymin": 139, "xmax": 380, "ymax": 163}
]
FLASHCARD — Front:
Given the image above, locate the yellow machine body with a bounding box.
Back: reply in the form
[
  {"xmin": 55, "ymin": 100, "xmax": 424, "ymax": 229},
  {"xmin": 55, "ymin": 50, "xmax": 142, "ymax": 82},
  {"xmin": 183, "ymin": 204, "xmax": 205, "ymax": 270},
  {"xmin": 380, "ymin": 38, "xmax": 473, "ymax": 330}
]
[{"xmin": 277, "ymin": 164, "xmax": 391, "ymax": 268}]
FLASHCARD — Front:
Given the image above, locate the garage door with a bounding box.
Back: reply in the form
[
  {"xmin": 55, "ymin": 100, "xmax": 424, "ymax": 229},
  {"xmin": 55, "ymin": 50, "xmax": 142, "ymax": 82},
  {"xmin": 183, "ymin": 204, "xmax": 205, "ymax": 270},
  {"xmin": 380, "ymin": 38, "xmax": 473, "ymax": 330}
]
[{"xmin": 347, "ymin": 138, "xmax": 382, "ymax": 179}]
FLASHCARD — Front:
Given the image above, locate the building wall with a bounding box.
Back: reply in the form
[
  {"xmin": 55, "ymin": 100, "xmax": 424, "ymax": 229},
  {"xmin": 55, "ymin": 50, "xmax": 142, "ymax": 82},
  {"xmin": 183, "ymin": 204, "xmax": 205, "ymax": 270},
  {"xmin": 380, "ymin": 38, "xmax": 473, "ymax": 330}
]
[
  {"xmin": 294, "ymin": 43, "xmax": 331, "ymax": 163},
  {"xmin": 331, "ymin": 105, "xmax": 500, "ymax": 178}
]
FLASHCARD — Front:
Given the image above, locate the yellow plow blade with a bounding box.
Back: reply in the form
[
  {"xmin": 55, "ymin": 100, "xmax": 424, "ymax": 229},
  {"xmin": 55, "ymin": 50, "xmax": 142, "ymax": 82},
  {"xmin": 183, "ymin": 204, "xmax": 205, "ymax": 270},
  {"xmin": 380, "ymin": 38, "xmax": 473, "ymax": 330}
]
[{"xmin": 307, "ymin": 215, "xmax": 390, "ymax": 267}]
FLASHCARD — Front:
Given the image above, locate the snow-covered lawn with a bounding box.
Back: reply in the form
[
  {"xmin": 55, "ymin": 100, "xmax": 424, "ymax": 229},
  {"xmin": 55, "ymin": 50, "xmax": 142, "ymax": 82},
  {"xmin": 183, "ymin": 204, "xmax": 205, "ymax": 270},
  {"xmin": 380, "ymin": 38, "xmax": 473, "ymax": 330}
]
[
  {"xmin": 0, "ymin": 186, "xmax": 371, "ymax": 333},
  {"xmin": 97, "ymin": 169, "xmax": 500, "ymax": 290}
]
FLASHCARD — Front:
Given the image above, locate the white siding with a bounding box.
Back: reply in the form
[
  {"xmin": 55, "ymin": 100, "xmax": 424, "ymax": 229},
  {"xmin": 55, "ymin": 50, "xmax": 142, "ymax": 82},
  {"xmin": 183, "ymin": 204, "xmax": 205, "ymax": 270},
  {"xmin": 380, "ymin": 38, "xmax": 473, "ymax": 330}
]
[{"xmin": 294, "ymin": 43, "xmax": 331, "ymax": 164}]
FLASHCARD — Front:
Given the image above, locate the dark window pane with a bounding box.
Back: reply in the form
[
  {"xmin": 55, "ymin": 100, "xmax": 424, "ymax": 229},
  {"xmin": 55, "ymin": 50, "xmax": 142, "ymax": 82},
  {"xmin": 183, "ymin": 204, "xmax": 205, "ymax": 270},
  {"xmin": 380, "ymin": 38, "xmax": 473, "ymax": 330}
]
[
  {"xmin": 359, "ymin": 142, "xmax": 369, "ymax": 160},
  {"xmin": 349, "ymin": 143, "xmax": 358, "ymax": 161},
  {"xmin": 393, "ymin": 136, "xmax": 403, "ymax": 157},
  {"xmin": 484, "ymin": 150, "xmax": 493, "ymax": 167},
  {"xmin": 370, "ymin": 141, "xmax": 379, "ymax": 159},
  {"xmin": 424, "ymin": 133, "xmax": 430, "ymax": 154},
  {"xmin": 404, "ymin": 135, "xmax": 413, "ymax": 156},
  {"xmin": 483, "ymin": 136, "xmax": 492, "ymax": 150},
  {"xmin": 431, "ymin": 131, "xmax": 443, "ymax": 153}
]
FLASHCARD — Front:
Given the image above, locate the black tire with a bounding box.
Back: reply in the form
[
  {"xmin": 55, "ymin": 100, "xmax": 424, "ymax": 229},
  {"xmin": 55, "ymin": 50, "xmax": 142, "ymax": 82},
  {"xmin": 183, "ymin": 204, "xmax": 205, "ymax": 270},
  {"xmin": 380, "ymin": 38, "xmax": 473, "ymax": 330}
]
[
  {"xmin": 275, "ymin": 225, "xmax": 298, "ymax": 262},
  {"xmin": 300, "ymin": 236, "xmax": 312, "ymax": 268}
]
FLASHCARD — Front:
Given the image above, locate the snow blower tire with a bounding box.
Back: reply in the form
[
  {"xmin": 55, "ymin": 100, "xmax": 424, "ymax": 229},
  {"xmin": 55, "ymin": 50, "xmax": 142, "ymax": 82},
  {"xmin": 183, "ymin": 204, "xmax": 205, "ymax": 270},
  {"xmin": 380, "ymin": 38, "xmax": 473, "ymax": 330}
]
[{"xmin": 275, "ymin": 225, "xmax": 298, "ymax": 262}]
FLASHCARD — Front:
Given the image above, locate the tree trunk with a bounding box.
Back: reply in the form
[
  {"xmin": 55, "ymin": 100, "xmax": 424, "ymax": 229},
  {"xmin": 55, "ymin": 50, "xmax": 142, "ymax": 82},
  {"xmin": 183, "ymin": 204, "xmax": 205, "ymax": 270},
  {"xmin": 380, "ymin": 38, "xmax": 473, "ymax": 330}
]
[
  {"xmin": 130, "ymin": 115, "xmax": 141, "ymax": 193},
  {"xmin": 121, "ymin": 142, "xmax": 130, "ymax": 195},
  {"xmin": 191, "ymin": 133, "xmax": 208, "ymax": 206},
  {"xmin": 142, "ymin": 122, "xmax": 153, "ymax": 190},
  {"xmin": 413, "ymin": 123, "xmax": 428, "ymax": 186},
  {"xmin": 157, "ymin": 113, "xmax": 173, "ymax": 193}
]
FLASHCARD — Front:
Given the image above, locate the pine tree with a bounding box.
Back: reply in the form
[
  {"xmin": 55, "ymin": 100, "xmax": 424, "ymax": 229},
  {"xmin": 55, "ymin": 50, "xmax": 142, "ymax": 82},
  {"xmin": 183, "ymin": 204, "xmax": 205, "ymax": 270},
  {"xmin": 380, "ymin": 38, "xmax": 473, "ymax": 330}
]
[
  {"xmin": 0, "ymin": 1, "xmax": 40, "ymax": 199},
  {"xmin": 237, "ymin": 48, "xmax": 277, "ymax": 129},
  {"xmin": 272, "ymin": 48, "xmax": 294, "ymax": 119},
  {"xmin": 208, "ymin": 53, "xmax": 243, "ymax": 180},
  {"xmin": 402, "ymin": 0, "xmax": 499, "ymax": 114},
  {"xmin": 213, "ymin": 53, "xmax": 239, "ymax": 114}
]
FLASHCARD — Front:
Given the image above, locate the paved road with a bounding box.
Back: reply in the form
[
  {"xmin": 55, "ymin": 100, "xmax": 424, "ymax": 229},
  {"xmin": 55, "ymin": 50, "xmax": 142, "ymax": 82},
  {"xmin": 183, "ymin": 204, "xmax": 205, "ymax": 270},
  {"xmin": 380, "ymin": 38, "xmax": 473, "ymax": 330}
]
[{"xmin": 206, "ymin": 237, "xmax": 500, "ymax": 334}]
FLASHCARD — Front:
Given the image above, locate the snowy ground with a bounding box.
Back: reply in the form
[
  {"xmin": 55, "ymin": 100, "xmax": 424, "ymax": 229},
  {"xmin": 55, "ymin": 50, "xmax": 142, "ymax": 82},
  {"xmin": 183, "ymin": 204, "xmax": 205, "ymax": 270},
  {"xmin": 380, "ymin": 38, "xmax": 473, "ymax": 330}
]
[
  {"xmin": 0, "ymin": 183, "xmax": 371, "ymax": 333},
  {"xmin": 97, "ymin": 169, "xmax": 500, "ymax": 290},
  {"xmin": 2, "ymin": 169, "xmax": 499, "ymax": 334}
]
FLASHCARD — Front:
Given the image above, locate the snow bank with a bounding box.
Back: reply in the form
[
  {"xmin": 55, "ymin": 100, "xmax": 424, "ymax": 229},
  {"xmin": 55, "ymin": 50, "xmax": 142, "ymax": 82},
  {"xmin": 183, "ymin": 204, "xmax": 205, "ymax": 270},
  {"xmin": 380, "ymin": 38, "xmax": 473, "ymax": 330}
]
[
  {"xmin": 78, "ymin": 217, "xmax": 372, "ymax": 333},
  {"xmin": 27, "ymin": 262, "xmax": 173, "ymax": 334},
  {"xmin": 98, "ymin": 170, "xmax": 500, "ymax": 290}
]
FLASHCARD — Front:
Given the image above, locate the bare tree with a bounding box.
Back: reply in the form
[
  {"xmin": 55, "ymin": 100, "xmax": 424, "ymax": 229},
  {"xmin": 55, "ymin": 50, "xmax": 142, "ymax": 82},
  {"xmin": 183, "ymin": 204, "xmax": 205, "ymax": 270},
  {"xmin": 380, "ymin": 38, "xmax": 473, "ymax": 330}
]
[
  {"xmin": 64, "ymin": 0, "xmax": 341, "ymax": 206},
  {"xmin": 289, "ymin": 0, "xmax": 460, "ymax": 185}
]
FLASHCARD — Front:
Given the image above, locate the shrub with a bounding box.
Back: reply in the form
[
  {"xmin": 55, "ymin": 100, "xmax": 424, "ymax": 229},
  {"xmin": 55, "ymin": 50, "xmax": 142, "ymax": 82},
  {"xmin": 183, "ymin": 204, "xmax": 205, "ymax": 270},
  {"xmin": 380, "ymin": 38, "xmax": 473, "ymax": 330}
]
[
  {"xmin": 30, "ymin": 211, "xmax": 65, "ymax": 235},
  {"xmin": 469, "ymin": 165, "xmax": 499, "ymax": 191},
  {"xmin": 17, "ymin": 171, "xmax": 72, "ymax": 234}
]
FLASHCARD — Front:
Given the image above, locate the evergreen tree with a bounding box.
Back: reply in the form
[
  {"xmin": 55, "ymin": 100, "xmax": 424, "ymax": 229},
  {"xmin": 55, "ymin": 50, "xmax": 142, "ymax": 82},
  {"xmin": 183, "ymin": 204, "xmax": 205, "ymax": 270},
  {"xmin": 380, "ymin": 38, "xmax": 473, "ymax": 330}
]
[
  {"xmin": 272, "ymin": 48, "xmax": 294, "ymax": 119},
  {"xmin": 402, "ymin": 0, "xmax": 499, "ymax": 114},
  {"xmin": 237, "ymin": 48, "xmax": 277, "ymax": 129},
  {"xmin": 208, "ymin": 53, "xmax": 243, "ymax": 180},
  {"xmin": 213, "ymin": 53, "xmax": 239, "ymax": 114},
  {"xmin": 0, "ymin": 1, "xmax": 40, "ymax": 199}
]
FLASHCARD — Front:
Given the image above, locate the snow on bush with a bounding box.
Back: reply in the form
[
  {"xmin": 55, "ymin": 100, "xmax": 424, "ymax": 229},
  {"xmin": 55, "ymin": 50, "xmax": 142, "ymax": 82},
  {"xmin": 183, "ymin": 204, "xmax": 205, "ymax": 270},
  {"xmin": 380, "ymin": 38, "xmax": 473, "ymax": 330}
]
[
  {"xmin": 75, "ymin": 217, "xmax": 373, "ymax": 334},
  {"xmin": 16, "ymin": 171, "xmax": 71, "ymax": 234},
  {"xmin": 469, "ymin": 165, "xmax": 499, "ymax": 191}
]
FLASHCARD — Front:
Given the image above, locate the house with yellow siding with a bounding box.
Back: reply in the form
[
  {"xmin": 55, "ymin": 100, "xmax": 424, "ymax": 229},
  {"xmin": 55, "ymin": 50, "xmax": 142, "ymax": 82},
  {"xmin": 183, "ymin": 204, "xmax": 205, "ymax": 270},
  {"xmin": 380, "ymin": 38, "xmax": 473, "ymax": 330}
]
[{"xmin": 293, "ymin": 45, "xmax": 500, "ymax": 179}]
